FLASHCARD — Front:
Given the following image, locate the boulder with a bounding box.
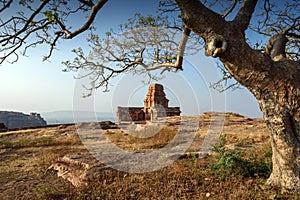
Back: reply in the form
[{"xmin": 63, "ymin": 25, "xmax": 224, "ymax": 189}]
[{"xmin": 0, "ymin": 122, "xmax": 7, "ymax": 131}]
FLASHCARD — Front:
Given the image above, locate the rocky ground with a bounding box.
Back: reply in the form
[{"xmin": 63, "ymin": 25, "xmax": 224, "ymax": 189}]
[{"xmin": 0, "ymin": 112, "xmax": 299, "ymax": 199}]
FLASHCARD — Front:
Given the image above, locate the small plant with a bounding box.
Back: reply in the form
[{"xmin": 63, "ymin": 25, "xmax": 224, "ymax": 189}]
[
  {"xmin": 35, "ymin": 184, "xmax": 67, "ymax": 200},
  {"xmin": 211, "ymin": 134, "xmax": 272, "ymax": 180},
  {"xmin": 0, "ymin": 139, "xmax": 15, "ymax": 148},
  {"xmin": 186, "ymin": 152, "xmax": 199, "ymax": 163}
]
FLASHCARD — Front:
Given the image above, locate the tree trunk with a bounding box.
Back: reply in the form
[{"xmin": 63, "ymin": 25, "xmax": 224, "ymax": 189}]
[
  {"xmin": 248, "ymin": 57, "xmax": 300, "ymax": 191},
  {"xmin": 255, "ymin": 88, "xmax": 300, "ymax": 191},
  {"xmin": 222, "ymin": 55, "xmax": 300, "ymax": 192}
]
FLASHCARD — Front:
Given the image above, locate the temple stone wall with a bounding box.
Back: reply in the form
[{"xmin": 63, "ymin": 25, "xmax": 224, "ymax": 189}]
[{"xmin": 116, "ymin": 84, "xmax": 180, "ymax": 123}]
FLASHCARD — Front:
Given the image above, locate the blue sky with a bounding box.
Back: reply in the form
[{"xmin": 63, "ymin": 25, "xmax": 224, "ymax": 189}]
[{"xmin": 0, "ymin": 0, "xmax": 262, "ymax": 118}]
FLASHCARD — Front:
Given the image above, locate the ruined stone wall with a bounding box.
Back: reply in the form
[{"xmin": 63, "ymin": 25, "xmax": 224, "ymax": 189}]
[
  {"xmin": 150, "ymin": 107, "xmax": 181, "ymax": 120},
  {"xmin": 116, "ymin": 107, "xmax": 145, "ymax": 122},
  {"xmin": 166, "ymin": 107, "xmax": 181, "ymax": 117}
]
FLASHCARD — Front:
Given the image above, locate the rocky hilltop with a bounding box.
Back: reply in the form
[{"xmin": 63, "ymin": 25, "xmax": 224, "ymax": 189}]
[
  {"xmin": 0, "ymin": 111, "xmax": 47, "ymax": 129},
  {"xmin": 3, "ymin": 112, "xmax": 292, "ymax": 199}
]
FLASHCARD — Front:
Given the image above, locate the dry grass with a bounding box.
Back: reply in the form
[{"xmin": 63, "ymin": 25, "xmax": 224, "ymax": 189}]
[
  {"xmin": 0, "ymin": 125, "xmax": 81, "ymax": 149},
  {"xmin": 105, "ymin": 125, "xmax": 177, "ymax": 150},
  {"xmin": 0, "ymin": 113, "xmax": 299, "ymax": 199}
]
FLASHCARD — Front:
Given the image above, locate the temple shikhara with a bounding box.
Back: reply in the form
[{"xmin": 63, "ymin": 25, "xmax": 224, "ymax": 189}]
[{"xmin": 116, "ymin": 84, "xmax": 180, "ymax": 123}]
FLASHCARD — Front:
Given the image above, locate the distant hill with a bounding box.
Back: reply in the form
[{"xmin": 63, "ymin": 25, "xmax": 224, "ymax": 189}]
[
  {"xmin": 0, "ymin": 111, "xmax": 47, "ymax": 129},
  {"xmin": 41, "ymin": 111, "xmax": 115, "ymax": 124}
]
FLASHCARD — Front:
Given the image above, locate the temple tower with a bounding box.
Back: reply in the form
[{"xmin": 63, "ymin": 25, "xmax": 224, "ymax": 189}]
[{"xmin": 144, "ymin": 84, "xmax": 169, "ymax": 120}]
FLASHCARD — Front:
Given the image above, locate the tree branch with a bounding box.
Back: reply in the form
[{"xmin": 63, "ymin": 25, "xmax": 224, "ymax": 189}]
[
  {"xmin": 175, "ymin": 27, "xmax": 190, "ymax": 70},
  {"xmin": 285, "ymin": 32, "xmax": 300, "ymax": 40},
  {"xmin": 175, "ymin": 0, "xmax": 225, "ymax": 36},
  {"xmin": 262, "ymin": 0, "xmax": 270, "ymax": 26},
  {"xmin": 158, "ymin": 0, "xmax": 180, "ymax": 13},
  {"xmin": 223, "ymin": 0, "xmax": 238, "ymax": 19},
  {"xmin": 78, "ymin": 0, "xmax": 94, "ymax": 7},
  {"xmin": 265, "ymin": 34, "xmax": 288, "ymax": 61},
  {"xmin": 176, "ymin": 0, "xmax": 230, "ymax": 58},
  {"xmin": 63, "ymin": 16, "xmax": 195, "ymax": 94},
  {"xmin": 0, "ymin": 19, "xmax": 53, "ymax": 64},
  {"xmin": 233, "ymin": 0, "xmax": 258, "ymax": 32},
  {"xmin": 0, "ymin": 0, "xmax": 12, "ymax": 12},
  {"xmin": 138, "ymin": 27, "xmax": 190, "ymax": 71},
  {"xmin": 0, "ymin": 0, "xmax": 50, "ymax": 44},
  {"xmin": 65, "ymin": 0, "xmax": 108, "ymax": 39}
]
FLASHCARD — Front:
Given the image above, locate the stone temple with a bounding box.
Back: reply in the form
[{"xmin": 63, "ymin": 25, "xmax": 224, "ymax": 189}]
[{"xmin": 116, "ymin": 84, "xmax": 180, "ymax": 123}]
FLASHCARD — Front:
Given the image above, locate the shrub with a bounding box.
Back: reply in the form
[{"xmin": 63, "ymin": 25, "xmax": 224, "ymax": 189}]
[{"xmin": 211, "ymin": 135, "xmax": 272, "ymax": 180}]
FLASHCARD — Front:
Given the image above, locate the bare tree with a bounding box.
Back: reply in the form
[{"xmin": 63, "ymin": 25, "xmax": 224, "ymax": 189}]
[
  {"xmin": 1, "ymin": 0, "xmax": 300, "ymax": 191},
  {"xmin": 0, "ymin": 0, "xmax": 108, "ymax": 63}
]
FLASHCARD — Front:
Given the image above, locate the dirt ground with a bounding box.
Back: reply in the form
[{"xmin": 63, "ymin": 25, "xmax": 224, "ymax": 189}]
[{"xmin": 0, "ymin": 112, "xmax": 299, "ymax": 199}]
